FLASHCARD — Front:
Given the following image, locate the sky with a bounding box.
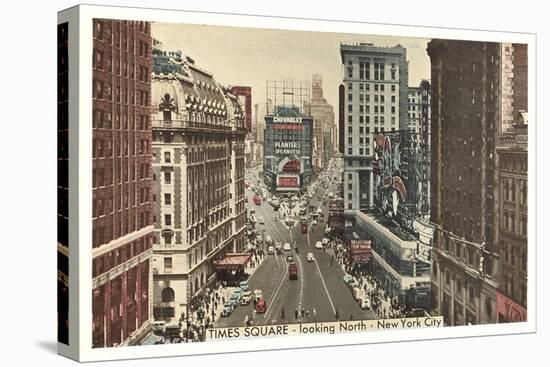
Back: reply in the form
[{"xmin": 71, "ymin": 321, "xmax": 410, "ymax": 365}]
[{"xmin": 152, "ymin": 22, "xmax": 431, "ymax": 118}]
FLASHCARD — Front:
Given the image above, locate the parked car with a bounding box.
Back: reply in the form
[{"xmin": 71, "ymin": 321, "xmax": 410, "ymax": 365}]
[
  {"xmin": 359, "ymin": 297, "xmax": 371, "ymax": 310},
  {"xmin": 343, "ymin": 274, "xmax": 354, "ymax": 284},
  {"xmin": 257, "ymin": 216, "xmax": 265, "ymax": 224},
  {"xmin": 353, "ymin": 287, "xmax": 366, "ymax": 301},
  {"xmin": 152, "ymin": 321, "xmax": 167, "ymax": 335},
  {"xmin": 221, "ymin": 305, "xmax": 233, "ymax": 317},
  {"xmin": 239, "ymin": 280, "xmax": 249, "ymax": 291},
  {"xmin": 307, "ymin": 253, "xmax": 314, "ymax": 262},
  {"xmin": 286, "ymin": 254, "xmax": 294, "ymax": 262},
  {"xmin": 240, "ymin": 290, "xmax": 253, "ymax": 305},
  {"xmin": 315, "ymin": 241, "xmax": 323, "ymax": 249}
]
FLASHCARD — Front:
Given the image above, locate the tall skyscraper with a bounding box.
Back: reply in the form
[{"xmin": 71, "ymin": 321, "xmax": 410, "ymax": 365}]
[
  {"xmin": 307, "ymin": 74, "xmax": 335, "ymax": 171},
  {"xmin": 92, "ymin": 20, "xmax": 154, "ymax": 347},
  {"xmin": 340, "ymin": 43, "xmax": 408, "ymax": 212},
  {"xmin": 427, "ymin": 39, "xmax": 519, "ymax": 326}
]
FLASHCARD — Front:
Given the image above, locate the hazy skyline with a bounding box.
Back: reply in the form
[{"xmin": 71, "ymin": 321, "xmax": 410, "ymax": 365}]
[{"xmin": 152, "ymin": 22, "xmax": 430, "ymax": 117}]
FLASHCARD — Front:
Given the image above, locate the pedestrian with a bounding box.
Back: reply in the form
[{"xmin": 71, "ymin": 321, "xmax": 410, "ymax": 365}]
[
  {"xmin": 295, "ymin": 308, "xmax": 299, "ymax": 319},
  {"xmin": 312, "ymin": 308, "xmax": 317, "ymax": 317},
  {"xmin": 281, "ymin": 308, "xmax": 285, "ymax": 319},
  {"xmin": 349, "ymin": 313, "xmax": 353, "ymax": 320},
  {"xmin": 335, "ymin": 310, "xmax": 339, "ymax": 320},
  {"xmin": 305, "ymin": 309, "xmax": 310, "ymax": 318},
  {"xmin": 301, "ymin": 308, "xmax": 305, "ymax": 318}
]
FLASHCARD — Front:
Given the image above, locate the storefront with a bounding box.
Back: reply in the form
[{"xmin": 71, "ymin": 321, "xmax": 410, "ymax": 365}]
[{"xmin": 213, "ymin": 253, "xmax": 252, "ymax": 286}]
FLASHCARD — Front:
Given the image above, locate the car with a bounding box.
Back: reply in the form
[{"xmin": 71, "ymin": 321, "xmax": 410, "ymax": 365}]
[
  {"xmin": 321, "ymin": 237, "xmax": 330, "ymax": 245},
  {"xmin": 253, "ymin": 289, "xmax": 263, "ymax": 303},
  {"xmin": 307, "ymin": 253, "xmax": 314, "ymax": 262},
  {"xmin": 257, "ymin": 216, "xmax": 265, "ymax": 224},
  {"xmin": 359, "ymin": 298, "xmax": 371, "ymax": 310},
  {"xmin": 239, "ymin": 280, "xmax": 249, "ymax": 291},
  {"xmin": 265, "ymin": 235, "xmax": 273, "ymax": 245},
  {"xmin": 353, "ymin": 287, "xmax": 366, "ymax": 301},
  {"xmin": 343, "ymin": 274, "xmax": 354, "ymax": 284},
  {"xmin": 221, "ymin": 305, "xmax": 233, "ymax": 317},
  {"xmin": 286, "ymin": 254, "xmax": 294, "ymax": 262},
  {"xmin": 152, "ymin": 320, "xmax": 167, "ymax": 334},
  {"xmin": 315, "ymin": 241, "xmax": 323, "ymax": 249},
  {"xmin": 229, "ymin": 292, "xmax": 240, "ymax": 304},
  {"xmin": 283, "ymin": 242, "xmax": 292, "ymax": 251},
  {"xmin": 267, "ymin": 245, "xmax": 275, "ymax": 255},
  {"xmin": 240, "ymin": 290, "xmax": 253, "ymax": 305},
  {"xmin": 255, "ymin": 298, "xmax": 267, "ymax": 313},
  {"xmin": 288, "ymin": 263, "xmax": 298, "ymax": 280}
]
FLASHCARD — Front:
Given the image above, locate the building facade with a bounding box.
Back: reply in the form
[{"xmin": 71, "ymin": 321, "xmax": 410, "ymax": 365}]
[
  {"xmin": 494, "ymin": 43, "xmax": 528, "ymax": 323},
  {"xmin": 150, "ymin": 48, "xmax": 247, "ymax": 326},
  {"xmin": 92, "ymin": 19, "xmax": 154, "ymax": 347},
  {"xmin": 495, "ymin": 116, "xmax": 528, "ymax": 323},
  {"xmin": 308, "ymin": 74, "xmax": 335, "ymax": 171},
  {"xmin": 340, "ymin": 43, "xmax": 408, "ymax": 212},
  {"xmin": 407, "ymin": 80, "xmax": 432, "ymax": 217},
  {"xmin": 427, "ymin": 39, "xmax": 504, "ymax": 326}
]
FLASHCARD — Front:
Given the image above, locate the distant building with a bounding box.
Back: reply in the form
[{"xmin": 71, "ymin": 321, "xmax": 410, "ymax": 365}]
[
  {"xmin": 407, "ymin": 80, "xmax": 432, "ymax": 217},
  {"xmin": 150, "ymin": 48, "xmax": 247, "ymax": 326},
  {"xmin": 307, "ymin": 74, "xmax": 335, "ymax": 171},
  {"xmin": 263, "ymin": 81, "xmax": 313, "ymax": 193},
  {"xmin": 340, "ymin": 43, "xmax": 409, "ymax": 212}
]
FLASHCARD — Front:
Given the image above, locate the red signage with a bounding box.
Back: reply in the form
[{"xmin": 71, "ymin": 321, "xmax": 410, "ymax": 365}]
[
  {"xmin": 282, "ymin": 160, "xmax": 300, "ymax": 173},
  {"xmin": 496, "ymin": 291, "xmax": 527, "ymax": 323},
  {"xmin": 278, "ymin": 176, "xmax": 298, "ymax": 187},
  {"xmin": 272, "ymin": 124, "xmax": 303, "ymax": 131},
  {"xmin": 349, "ymin": 239, "xmax": 372, "ymax": 263}
]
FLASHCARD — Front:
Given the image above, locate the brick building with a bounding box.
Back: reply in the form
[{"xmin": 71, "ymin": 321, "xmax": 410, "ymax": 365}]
[
  {"xmin": 91, "ymin": 19, "xmax": 155, "ymax": 347},
  {"xmin": 150, "ymin": 48, "xmax": 247, "ymax": 325}
]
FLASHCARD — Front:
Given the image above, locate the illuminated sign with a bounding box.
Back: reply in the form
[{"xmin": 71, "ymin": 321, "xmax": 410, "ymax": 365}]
[
  {"xmin": 273, "ymin": 116, "xmax": 303, "ymax": 123},
  {"xmin": 274, "ymin": 141, "xmax": 301, "ymax": 156},
  {"xmin": 278, "ymin": 176, "xmax": 299, "ymax": 188}
]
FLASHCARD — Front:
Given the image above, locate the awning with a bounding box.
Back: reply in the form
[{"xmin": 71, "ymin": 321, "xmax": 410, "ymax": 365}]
[{"xmin": 214, "ymin": 253, "xmax": 252, "ymax": 271}]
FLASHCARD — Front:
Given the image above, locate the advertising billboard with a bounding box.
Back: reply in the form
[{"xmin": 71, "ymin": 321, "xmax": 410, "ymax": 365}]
[
  {"xmin": 349, "ymin": 239, "xmax": 372, "ymax": 263},
  {"xmin": 496, "ymin": 292, "xmax": 527, "ymax": 323}
]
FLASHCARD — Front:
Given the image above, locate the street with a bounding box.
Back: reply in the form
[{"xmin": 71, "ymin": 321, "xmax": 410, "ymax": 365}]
[{"xmin": 215, "ymin": 162, "xmax": 377, "ymax": 328}]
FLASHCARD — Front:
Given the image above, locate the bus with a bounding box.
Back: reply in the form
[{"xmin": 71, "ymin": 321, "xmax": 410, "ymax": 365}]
[{"xmin": 253, "ymin": 194, "xmax": 261, "ymax": 205}]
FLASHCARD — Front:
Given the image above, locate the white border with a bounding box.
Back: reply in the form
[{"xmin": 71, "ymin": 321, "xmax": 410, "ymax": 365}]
[{"xmin": 66, "ymin": 4, "xmax": 536, "ymax": 362}]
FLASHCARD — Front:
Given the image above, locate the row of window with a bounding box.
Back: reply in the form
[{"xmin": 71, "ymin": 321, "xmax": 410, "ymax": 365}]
[
  {"xmin": 93, "ymin": 110, "xmax": 150, "ymax": 131},
  {"xmin": 93, "ymin": 162, "xmax": 150, "ymax": 189},
  {"xmin": 348, "ymin": 61, "xmax": 395, "ymax": 80},
  {"xmin": 502, "ymin": 177, "xmax": 527, "ymax": 205},
  {"xmin": 92, "ymin": 235, "xmax": 152, "ymax": 277},
  {"xmin": 92, "ymin": 138, "xmax": 150, "ymax": 158},
  {"xmin": 93, "ymin": 79, "xmax": 149, "ymax": 106},
  {"xmin": 93, "ymin": 211, "xmax": 152, "ymax": 248},
  {"xmin": 348, "ymin": 82, "xmax": 396, "ymax": 92}
]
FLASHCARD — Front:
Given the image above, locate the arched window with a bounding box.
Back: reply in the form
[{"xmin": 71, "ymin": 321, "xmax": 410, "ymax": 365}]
[{"xmin": 161, "ymin": 287, "xmax": 175, "ymax": 303}]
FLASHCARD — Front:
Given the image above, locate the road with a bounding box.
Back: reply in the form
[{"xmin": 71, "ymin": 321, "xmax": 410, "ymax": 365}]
[{"xmin": 215, "ymin": 163, "xmax": 376, "ymax": 328}]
